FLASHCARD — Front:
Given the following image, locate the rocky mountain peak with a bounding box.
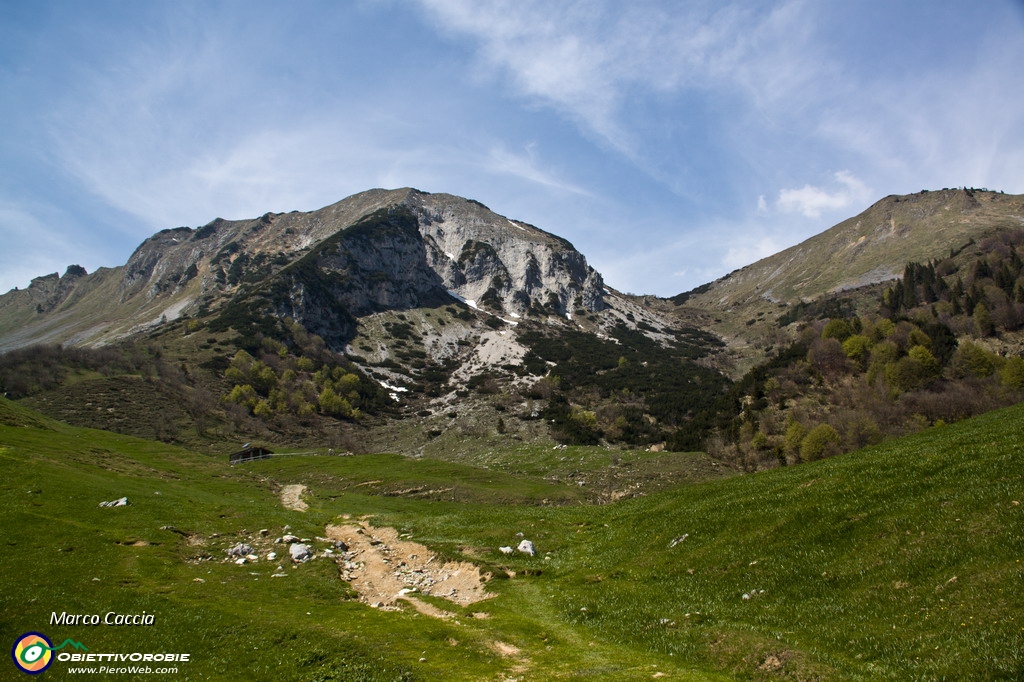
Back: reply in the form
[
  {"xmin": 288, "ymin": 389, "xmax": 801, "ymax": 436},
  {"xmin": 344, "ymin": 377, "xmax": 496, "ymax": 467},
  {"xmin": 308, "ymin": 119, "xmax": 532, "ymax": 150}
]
[{"xmin": 0, "ymin": 188, "xmax": 610, "ymax": 350}]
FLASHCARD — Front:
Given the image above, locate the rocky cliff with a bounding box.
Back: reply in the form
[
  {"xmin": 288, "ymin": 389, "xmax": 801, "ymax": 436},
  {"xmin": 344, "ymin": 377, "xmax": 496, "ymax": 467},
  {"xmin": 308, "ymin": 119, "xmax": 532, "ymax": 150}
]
[{"xmin": 0, "ymin": 188, "xmax": 609, "ymax": 351}]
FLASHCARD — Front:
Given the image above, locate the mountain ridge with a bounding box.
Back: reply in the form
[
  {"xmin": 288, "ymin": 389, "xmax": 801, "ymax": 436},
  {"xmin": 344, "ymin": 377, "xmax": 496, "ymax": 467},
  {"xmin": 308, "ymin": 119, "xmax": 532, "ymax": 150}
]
[
  {"xmin": 4, "ymin": 186, "xmax": 1024, "ymax": 458},
  {"xmin": 663, "ymin": 188, "xmax": 1024, "ymax": 375},
  {"xmin": 682, "ymin": 188, "xmax": 1024, "ymax": 308},
  {"xmin": 0, "ymin": 188, "xmax": 612, "ymax": 353}
]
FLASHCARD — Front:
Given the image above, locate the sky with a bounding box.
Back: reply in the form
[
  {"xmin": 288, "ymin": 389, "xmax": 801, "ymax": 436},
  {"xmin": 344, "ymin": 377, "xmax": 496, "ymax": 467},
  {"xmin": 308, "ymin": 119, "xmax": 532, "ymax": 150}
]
[{"xmin": 2, "ymin": 0, "xmax": 1023, "ymax": 297}]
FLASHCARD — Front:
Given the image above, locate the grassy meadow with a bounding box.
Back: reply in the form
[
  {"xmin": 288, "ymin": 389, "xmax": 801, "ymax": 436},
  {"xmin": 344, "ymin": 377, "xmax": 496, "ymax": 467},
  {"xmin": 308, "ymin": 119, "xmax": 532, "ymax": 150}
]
[{"xmin": 1, "ymin": 396, "xmax": 1022, "ymax": 680}]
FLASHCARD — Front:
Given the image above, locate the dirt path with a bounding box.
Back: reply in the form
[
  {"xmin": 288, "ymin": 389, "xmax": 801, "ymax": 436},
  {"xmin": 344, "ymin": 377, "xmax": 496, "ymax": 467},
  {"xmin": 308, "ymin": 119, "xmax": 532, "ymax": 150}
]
[
  {"xmin": 280, "ymin": 484, "xmax": 308, "ymax": 512},
  {"xmin": 326, "ymin": 521, "xmax": 492, "ymax": 612}
]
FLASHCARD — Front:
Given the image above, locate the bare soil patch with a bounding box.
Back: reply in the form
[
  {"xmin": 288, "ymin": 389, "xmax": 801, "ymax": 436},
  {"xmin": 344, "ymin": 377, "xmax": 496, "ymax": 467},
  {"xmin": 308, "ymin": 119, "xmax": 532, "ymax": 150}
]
[
  {"xmin": 326, "ymin": 521, "xmax": 492, "ymax": 613},
  {"xmin": 280, "ymin": 484, "xmax": 308, "ymax": 511}
]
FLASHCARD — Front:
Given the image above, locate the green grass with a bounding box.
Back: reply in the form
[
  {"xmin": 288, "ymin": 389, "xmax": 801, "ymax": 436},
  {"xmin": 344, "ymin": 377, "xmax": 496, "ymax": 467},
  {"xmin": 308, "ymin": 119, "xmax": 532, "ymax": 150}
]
[{"xmin": 2, "ymin": 396, "xmax": 1023, "ymax": 679}]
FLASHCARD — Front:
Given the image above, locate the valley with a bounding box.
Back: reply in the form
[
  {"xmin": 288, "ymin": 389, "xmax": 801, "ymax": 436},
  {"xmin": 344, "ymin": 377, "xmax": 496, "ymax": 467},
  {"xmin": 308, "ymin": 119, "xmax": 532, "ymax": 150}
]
[
  {"xmin": 2, "ymin": 186, "xmax": 1024, "ymax": 679},
  {"xmin": 2, "ymin": 395, "xmax": 1022, "ymax": 679}
]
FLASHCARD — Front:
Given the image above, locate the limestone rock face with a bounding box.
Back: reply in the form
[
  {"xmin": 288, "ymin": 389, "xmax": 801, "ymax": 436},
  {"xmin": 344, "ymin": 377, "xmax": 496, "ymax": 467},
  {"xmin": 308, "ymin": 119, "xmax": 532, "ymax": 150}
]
[
  {"xmin": 0, "ymin": 188, "xmax": 608, "ymax": 350},
  {"xmin": 263, "ymin": 192, "xmax": 607, "ymax": 346},
  {"xmin": 405, "ymin": 191, "xmax": 607, "ymax": 318}
]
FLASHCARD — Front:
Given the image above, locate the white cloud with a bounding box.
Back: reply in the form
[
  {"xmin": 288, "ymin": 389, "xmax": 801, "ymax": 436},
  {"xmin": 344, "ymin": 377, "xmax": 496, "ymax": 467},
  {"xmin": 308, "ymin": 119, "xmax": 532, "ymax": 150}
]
[
  {"xmin": 777, "ymin": 171, "xmax": 871, "ymax": 219},
  {"xmin": 722, "ymin": 235, "xmax": 783, "ymax": 271},
  {"xmin": 409, "ymin": 0, "xmax": 818, "ymax": 155}
]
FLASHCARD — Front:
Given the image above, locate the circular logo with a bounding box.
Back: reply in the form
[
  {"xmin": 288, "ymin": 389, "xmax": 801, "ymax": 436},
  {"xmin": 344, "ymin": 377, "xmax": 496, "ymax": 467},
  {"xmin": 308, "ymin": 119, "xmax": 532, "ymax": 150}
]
[{"xmin": 11, "ymin": 632, "xmax": 53, "ymax": 675}]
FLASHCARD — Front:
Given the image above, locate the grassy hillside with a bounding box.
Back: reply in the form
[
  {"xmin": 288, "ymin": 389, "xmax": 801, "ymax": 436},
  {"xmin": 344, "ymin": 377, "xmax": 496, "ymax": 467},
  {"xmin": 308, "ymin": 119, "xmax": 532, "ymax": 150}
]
[
  {"xmin": 2, "ymin": 397, "xmax": 1022, "ymax": 679},
  {"xmin": 668, "ymin": 189, "xmax": 1024, "ymax": 377}
]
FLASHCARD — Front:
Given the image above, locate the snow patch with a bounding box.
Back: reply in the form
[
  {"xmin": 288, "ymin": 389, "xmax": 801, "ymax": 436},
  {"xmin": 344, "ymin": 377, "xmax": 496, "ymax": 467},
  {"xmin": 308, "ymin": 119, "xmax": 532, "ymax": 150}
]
[
  {"xmin": 507, "ymin": 219, "xmax": 526, "ymax": 231},
  {"xmin": 446, "ymin": 290, "xmax": 478, "ymax": 309},
  {"xmin": 379, "ymin": 380, "xmax": 409, "ymax": 402}
]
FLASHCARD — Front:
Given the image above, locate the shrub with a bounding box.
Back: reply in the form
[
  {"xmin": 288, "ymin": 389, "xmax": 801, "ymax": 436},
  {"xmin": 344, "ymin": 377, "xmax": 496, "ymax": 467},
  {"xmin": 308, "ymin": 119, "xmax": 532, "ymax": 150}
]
[
  {"xmin": 1000, "ymin": 356, "xmax": 1024, "ymax": 390},
  {"xmin": 784, "ymin": 420, "xmax": 807, "ymax": 464},
  {"xmin": 842, "ymin": 334, "xmax": 872, "ymax": 366},
  {"xmin": 951, "ymin": 341, "xmax": 1000, "ymax": 378},
  {"xmin": 800, "ymin": 423, "xmax": 841, "ymax": 462},
  {"xmin": 821, "ymin": 318, "xmax": 853, "ymax": 342}
]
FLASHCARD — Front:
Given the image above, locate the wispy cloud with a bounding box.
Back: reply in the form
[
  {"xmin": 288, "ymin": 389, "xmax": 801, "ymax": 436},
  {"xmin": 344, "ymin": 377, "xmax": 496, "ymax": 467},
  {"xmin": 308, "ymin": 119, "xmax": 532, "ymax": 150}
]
[
  {"xmin": 777, "ymin": 171, "xmax": 871, "ymax": 219},
  {"xmin": 722, "ymin": 235, "xmax": 785, "ymax": 271},
  {"xmin": 409, "ymin": 1, "xmax": 825, "ymax": 160},
  {"xmin": 482, "ymin": 144, "xmax": 593, "ymax": 197},
  {"xmin": 3, "ymin": 1, "xmax": 1023, "ymax": 299}
]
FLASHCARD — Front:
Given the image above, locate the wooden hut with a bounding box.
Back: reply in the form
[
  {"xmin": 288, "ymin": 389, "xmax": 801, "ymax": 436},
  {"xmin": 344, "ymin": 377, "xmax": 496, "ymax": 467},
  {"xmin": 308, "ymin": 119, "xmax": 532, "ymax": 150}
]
[{"xmin": 228, "ymin": 445, "xmax": 273, "ymax": 465}]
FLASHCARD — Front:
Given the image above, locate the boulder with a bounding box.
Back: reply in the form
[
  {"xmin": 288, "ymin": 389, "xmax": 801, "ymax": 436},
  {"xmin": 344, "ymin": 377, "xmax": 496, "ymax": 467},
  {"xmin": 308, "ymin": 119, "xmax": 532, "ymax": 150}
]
[
  {"xmin": 499, "ymin": 546, "xmax": 514, "ymax": 555},
  {"xmin": 517, "ymin": 540, "xmax": 536, "ymax": 556},
  {"xmin": 289, "ymin": 543, "xmax": 313, "ymax": 563},
  {"xmin": 98, "ymin": 497, "xmax": 129, "ymax": 508},
  {"xmin": 277, "ymin": 534, "xmax": 301, "ymax": 544},
  {"xmin": 226, "ymin": 543, "xmax": 253, "ymax": 557}
]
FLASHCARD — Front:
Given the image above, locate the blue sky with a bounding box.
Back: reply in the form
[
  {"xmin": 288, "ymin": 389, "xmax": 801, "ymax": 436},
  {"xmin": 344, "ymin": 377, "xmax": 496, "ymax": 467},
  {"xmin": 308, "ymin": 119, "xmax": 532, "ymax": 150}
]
[{"xmin": 2, "ymin": 0, "xmax": 1023, "ymax": 297}]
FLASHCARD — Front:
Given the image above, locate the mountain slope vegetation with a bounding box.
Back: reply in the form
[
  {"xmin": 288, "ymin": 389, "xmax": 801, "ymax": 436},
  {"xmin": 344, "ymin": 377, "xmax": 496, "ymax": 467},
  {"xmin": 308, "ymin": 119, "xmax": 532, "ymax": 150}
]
[
  {"xmin": 2, "ymin": 396, "xmax": 1022, "ymax": 679},
  {"xmin": 3, "ymin": 186, "xmax": 1024, "ymax": 679},
  {"xmin": 714, "ymin": 216, "xmax": 1024, "ymax": 470}
]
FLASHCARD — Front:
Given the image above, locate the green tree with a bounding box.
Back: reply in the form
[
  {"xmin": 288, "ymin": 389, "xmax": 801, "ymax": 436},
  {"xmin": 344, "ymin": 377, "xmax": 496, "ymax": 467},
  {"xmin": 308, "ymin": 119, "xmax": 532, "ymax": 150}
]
[
  {"xmin": 952, "ymin": 341, "xmax": 999, "ymax": 378},
  {"xmin": 318, "ymin": 386, "xmax": 353, "ymax": 418},
  {"xmin": 784, "ymin": 420, "xmax": 807, "ymax": 464},
  {"xmin": 842, "ymin": 334, "xmax": 872, "ymax": 366},
  {"xmin": 908, "ymin": 345, "xmax": 941, "ymax": 376},
  {"xmin": 800, "ymin": 424, "xmax": 841, "ymax": 462},
  {"xmin": 974, "ymin": 302, "xmax": 995, "ymax": 337},
  {"xmin": 886, "ymin": 345, "xmax": 940, "ymax": 393},
  {"xmin": 999, "ymin": 356, "xmax": 1024, "ymax": 390},
  {"xmin": 225, "ymin": 384, "xmax": 258, "ymax": 410},
  {"xmin": 250, "ymin": 362, "xmax": 278, "ymax": 393},
  {"xmin": 821, "ymin": 318, "xmax": 853, "ymax": 342},
  {"xmin": 253, "ymin": 399, "xmax": 274, "ymax": 420}
]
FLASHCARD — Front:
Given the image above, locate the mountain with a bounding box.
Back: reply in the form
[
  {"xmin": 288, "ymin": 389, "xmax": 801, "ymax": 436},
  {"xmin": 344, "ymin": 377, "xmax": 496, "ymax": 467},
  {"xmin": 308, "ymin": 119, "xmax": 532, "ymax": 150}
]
[
  {"xmin": 0, "ymin": 188, "xmax": 725, "ymax": 455},
  {"xmin": 0, "ymin": 189, "xmax": 610, "ymax": 351},
  {"xmin": 2, "ymin": 186, "xmax": 1023, "ymax": 461},
  {"xmin": 667, "ymin": 188, "xmax": 1024, "ymax": 374}
]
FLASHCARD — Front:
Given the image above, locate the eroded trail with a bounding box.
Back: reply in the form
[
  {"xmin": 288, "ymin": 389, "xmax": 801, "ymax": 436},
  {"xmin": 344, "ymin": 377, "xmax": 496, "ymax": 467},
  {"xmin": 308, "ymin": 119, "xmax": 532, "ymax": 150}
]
[
  {"xmin": 279, "ymin": 484, "xmax": 308, "ymax": 512},
  {"xmin": 326, "ymin": 521, "xmax": 492, "ymax": 614}
]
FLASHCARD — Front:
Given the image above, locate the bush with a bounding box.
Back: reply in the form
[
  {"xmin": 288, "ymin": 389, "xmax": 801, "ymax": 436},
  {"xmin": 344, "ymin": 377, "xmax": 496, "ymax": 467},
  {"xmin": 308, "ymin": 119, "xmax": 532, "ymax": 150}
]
[
  {"xmin": 841, "ymin": 334, "xmax": 871, "ymax": 362},
  {"xmin": 784, "ymin": 420, "xmax": 807, "ymax": 465},
  {"xmin": 1000, "ymin": 356, "xmax": 1024, "ymax": 390},
  {"xmin": 951, "ymin": 341, "xmax": 1000, "ymax": 378},
  {"xmin": 800, "ymin": 423, "xmax": 841, "ymax": 462},
  {"xmin": 821, "ymin": 318, "xmax": 853, "ymax": 342}
]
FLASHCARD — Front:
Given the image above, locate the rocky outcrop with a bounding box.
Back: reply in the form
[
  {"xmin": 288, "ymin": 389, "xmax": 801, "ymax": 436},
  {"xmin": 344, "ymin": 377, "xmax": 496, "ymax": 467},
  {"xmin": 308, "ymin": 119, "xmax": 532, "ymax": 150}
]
[
  {"xmin": 0, "ymin": 187, "xmax": 610, "ymax": 350},
  {"xmin": 155, "ymin": 190, "xmax": 608, "ymax": 347},
  {"xmin": 23, "ymin": 266, "xmax": 90, "ymax": 314},
  {"xmin": 407, "ymin": 191, "xmax": 607, "ymax": 317},
  {"xmin": 266, "ymin": 206, "xmax": 453, "ymax": 345}
]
